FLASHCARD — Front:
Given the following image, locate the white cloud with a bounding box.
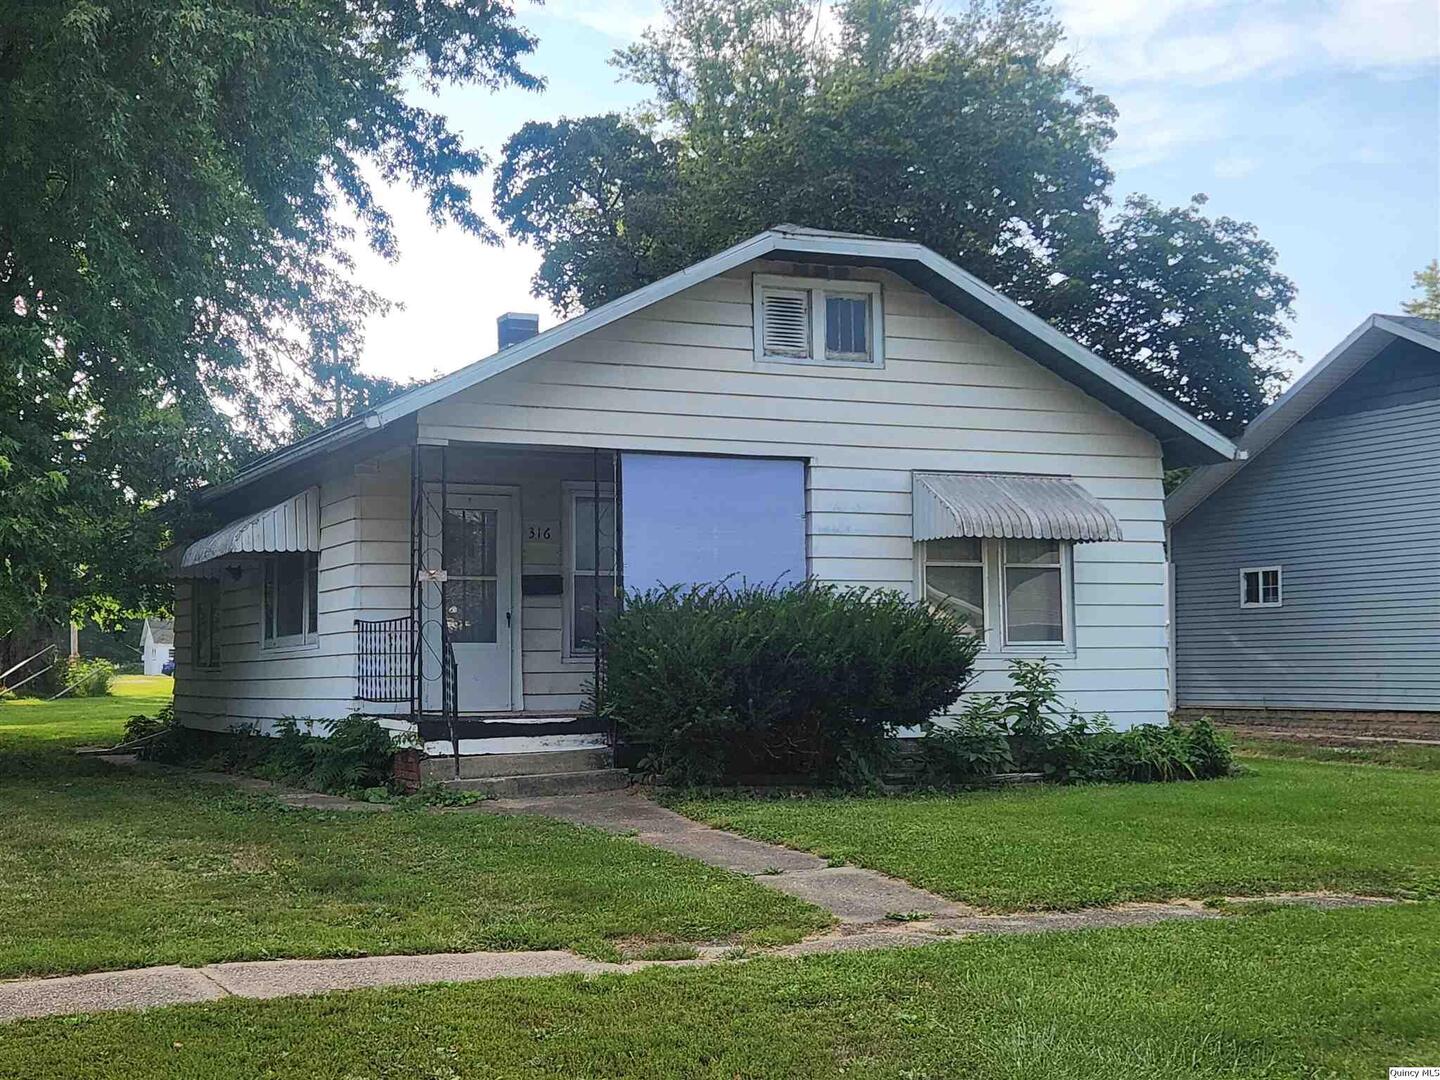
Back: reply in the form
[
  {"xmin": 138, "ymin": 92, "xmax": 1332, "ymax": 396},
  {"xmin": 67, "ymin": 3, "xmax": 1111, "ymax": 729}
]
[
  {"xmin": 1057, "ymin": 0, "xmax": 1439, "ymax": 88},
  {"xmin": 525, "ymin": 0, "xmax": 661, "ymax": 40},
  {"xmin": 1213, "ymin": 154, "xmax": 1258, "ymax": 178}
]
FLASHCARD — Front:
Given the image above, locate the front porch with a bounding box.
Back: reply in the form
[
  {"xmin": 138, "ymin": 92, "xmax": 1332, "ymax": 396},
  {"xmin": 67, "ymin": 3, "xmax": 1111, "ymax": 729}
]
[{"xmin": 351, "ymin": 441, "xmax": 622, "ymax": 775}]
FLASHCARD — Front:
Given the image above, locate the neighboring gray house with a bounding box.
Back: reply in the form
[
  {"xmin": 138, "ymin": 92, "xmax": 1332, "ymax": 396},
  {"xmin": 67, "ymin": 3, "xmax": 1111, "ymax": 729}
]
[
  {"xmin": 168, "ymin": 226, "xmax": 1237, "ymax": 776},
  {"xmin": 1168, "ymin": 314, "xmax": 1440, "ymax": 724}
]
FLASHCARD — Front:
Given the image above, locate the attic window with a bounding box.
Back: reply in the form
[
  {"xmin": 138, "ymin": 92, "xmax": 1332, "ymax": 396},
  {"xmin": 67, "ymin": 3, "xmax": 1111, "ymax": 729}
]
[{"xmin": 753, "ymin": 274, "xmax": 882, "ymax": 367}]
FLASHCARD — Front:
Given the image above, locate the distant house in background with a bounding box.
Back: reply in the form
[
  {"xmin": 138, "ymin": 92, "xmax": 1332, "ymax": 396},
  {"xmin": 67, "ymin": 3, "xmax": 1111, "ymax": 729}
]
[
  {"xmin": 1168, "ymin": 315, "xmax": 1440, "ymax": 735},
  {"xmin": 141, "ymin": 619, "xmax": 175, "ymax": 676}
]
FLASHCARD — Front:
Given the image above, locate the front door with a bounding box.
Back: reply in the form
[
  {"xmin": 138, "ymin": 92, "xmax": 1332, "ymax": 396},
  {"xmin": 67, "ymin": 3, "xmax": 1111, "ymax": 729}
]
[{"xmin": 437, "ymin": 492, "xmax": 515, "ymax": 712}]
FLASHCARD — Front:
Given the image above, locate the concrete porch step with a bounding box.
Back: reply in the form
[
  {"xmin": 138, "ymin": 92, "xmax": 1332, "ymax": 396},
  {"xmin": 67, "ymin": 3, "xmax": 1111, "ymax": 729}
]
[
  {"xmin": 421, "ymin": 748, "xmax": 611, "ymax": 781},
  {"xmin": 443, "ymin": 768, "xmax": 630, "ymax": 798}
]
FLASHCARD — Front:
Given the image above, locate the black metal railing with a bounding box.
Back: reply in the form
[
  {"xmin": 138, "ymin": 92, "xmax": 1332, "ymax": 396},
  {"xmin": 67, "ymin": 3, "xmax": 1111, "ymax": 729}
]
[
  {"xmin": 354, "ymin": 618, "xmax": 412, "ymax": 702},
  {"xmin": 441, "ymin": 638, "xmax": 460, "ymax": 774}
]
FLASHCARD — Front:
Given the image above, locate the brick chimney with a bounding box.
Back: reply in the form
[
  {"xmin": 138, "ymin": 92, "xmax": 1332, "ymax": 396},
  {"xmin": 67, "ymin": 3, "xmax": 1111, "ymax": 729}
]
[{"xmin": 497, "ymin": 311, "xmax": 540, "ymax": 350}]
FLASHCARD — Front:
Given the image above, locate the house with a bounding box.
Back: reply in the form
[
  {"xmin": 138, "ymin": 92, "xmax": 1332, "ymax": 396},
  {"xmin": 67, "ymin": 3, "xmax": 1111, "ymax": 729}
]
[
  {"xmin": 140, "ymin": 619, "xmax": 175, "ymax": 676},
  {"xmin": 1167, "ymin": 314, "xmax": 1440, "ymax": 734},
  {"xmin": 169, "ymin": 226, "xmax": 1236, "ymax": 775}
]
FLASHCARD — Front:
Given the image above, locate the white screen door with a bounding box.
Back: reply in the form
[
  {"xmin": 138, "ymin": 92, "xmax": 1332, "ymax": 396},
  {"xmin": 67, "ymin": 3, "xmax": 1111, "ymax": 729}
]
[{"xmin": 429, "ymin": 492, "xmax": 514, "ymax": 712}]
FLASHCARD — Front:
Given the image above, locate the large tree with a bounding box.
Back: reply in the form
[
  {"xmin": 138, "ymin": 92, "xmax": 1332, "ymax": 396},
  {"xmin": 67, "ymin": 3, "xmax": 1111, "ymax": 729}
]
[
  {"xmin": 0, "ymin": 0, "xmax": 537, "ymax": 633},
  {"xmin": 1402, "ymin": 259, "xmax": 1440, "ymax": 320},
  {"xmin": 495, "ymin": 0, "xmax": 1294, "ymax": 437}
]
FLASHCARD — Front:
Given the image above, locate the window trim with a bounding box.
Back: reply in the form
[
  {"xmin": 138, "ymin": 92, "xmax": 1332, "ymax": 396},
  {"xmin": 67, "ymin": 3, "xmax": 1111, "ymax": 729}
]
[
  {"xmin": 1239, "ymin": 566, "xmax": 1283, "ymax": 609},
  {"xmin": 262, "ymin": 550, "xmax": 320, "ymax": 651},
  {"xmin": 916, "ymin": 538, "xmax": 1075, "ymax": 656},
  {"xmin": 920, "ymin": 539, "xmax": 987, "ymax": 641},
  {"xmin": 752, "ymin": 273, "xmax": 884, "ymax": 368},
  {"xmin": 191, "ymin": 579, "xmax": 223, "ymax": 671},
  {"xmin": 1000, "ymin": 538, "xmax": 1072, "ymax": 649},
  {"xmin": 562, "ymin": 481, "xmax": 617, "ymax": 662}
]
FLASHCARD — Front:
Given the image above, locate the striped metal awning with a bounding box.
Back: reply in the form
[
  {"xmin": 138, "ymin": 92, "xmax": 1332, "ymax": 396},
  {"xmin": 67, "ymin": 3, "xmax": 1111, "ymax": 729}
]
[
  {"xmin": 913, "ymin": 472, "xmax": 1122, "ymax": 544},
  {"xmin": 175, "ymin": 487, "xmax": 321, "ymax": 576}
]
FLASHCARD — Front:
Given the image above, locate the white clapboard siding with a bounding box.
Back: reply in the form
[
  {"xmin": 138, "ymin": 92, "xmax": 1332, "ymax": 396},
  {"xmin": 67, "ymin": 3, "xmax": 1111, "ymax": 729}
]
[{"xmin": 412, "ymin": 258, "xmax": 1171, "ymax": 725}]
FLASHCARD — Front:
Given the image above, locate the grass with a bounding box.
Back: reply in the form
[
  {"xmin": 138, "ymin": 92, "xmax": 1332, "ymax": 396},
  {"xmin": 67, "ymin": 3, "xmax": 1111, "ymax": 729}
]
[
  {"xmin": 1236, "ymin": 736, "xmax": 1440, "ymax": 771},
  {"xmin": 0, "ymin": 673, "xmax": 174, "ymax": 746},
  {"xmin": 668, "ymin": 761, "xmax": 1440, "ymax": 910},
  {"xmin": 3, "ymin": 902, "xmax": 1436, "ymax": 1078},
  {"xmin": 0, "ymin": 683, "xmax": 827, "ymax": 978}
]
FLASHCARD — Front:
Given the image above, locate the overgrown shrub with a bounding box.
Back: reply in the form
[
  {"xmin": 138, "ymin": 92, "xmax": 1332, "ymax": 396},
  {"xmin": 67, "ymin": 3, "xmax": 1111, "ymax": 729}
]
[
  {"xmin": 597, "ymin": 581, "xmax": 981, "ymax": 787},
  {"xmin": 919, "ymin": 660, "xmax": 1234, "ymax": 786},
  {"xmin": 130, "ymin": 708, "xmax": 405, "ymax": 794},
  {"xmin": 53, "ymin": 656, "xmax": 118, "ymax": 697}
]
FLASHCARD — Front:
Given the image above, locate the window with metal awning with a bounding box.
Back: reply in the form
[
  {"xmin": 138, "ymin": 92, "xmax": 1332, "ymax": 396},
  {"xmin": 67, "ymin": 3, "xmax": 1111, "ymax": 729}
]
[
  {"xmin": 911, "ymin": 473, "xmax": 1121, "ymax": 650},
  {"xmin": 912, "ymin": 472, "xmax": 1122, "ymax": 545},
  {"xmin": 170, "ymin": 487, "xmax": 321, "ymax": 577}
]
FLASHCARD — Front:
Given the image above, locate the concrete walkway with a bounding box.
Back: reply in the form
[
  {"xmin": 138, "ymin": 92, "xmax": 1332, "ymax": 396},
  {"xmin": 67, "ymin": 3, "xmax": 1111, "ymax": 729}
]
[
  {"xmin": 480, "ymin": 790, "xmax": 974, "ymax": 923},
  {"xmin": 0, "ymin": 893, "xmax": 1393, "ymax": 1022},
  {"xmin": 3, "ymin": 777, "xmax": 1391, "ymax": 1023}
]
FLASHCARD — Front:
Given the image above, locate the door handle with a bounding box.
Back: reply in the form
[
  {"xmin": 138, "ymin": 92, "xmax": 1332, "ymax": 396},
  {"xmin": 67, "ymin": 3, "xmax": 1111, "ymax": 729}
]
[{"xmin": 505, "ymin": 611, "xmax": 512, "ymax": 628}]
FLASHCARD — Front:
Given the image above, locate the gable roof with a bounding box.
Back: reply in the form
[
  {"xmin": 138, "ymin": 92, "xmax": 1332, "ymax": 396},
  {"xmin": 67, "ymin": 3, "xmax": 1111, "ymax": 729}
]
[
  {"xmin": 143, "ymin": 618, "xmax": 174, "ymax": 646},
  {"xmin": 1167, "ymin": 313, "xmax": 1440, "ymax": 525},
  {"xmin": 204, "ymin": 225, "xmax": 1237, "ymax": 503}
]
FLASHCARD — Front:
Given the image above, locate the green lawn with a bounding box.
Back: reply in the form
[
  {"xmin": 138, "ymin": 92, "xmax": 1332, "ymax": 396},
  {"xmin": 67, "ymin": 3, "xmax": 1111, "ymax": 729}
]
[
  {"xmin": 1235, "ymin": 736, "xmax": 1440, "ymax": 771},
  {"xmin": 4, "ymin": 902, "xmax": 1437, "ymax": 1078},
  {"xmin": 668, "ymin": 759, "xmax": 1440, "ymax": 910},
  {"xmin": 0, "ymin": 673, "xmax": 174, "ymax": 746},
  {"xmin": 0, "ymin": 686, "xmax": 827, "ymax": 978}
]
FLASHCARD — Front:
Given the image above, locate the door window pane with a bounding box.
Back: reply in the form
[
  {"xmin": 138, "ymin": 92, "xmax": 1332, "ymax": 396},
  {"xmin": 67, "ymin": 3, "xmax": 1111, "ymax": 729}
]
[
  {"xmin": 445, "ymin": 579, "xmax": 497, "ymax": 643},
  {"xmin": 825, "ymin": 295, "xmax": 870, "ymax": 358},
  {"xmin": 444, "ymin": 508, "xmax": 497, "ymax": 577},
  {"xmin": 571, "ymin": 574, "xmax": 617, "ymax": 653}
]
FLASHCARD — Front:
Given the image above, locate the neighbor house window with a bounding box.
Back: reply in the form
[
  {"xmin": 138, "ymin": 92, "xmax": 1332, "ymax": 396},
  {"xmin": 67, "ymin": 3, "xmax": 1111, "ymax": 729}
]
[
  {"xmin": 922, "ymin": 538, "xmax": 986, "ymax": 635},
  {"xmin": 565, "ymin": 486, "xmax": 617, "ymax": 657},
  {"xmin": 1240, "ymin": 566, "xmax": 1282, "ymax": 608},
  {"xmin": 1002, "ymin": 539, "xmax": 1066, "ymax": 645},
  {"xmin": 753, "ymin": 274, "xmax": 883, "ymax": 367},
  {"xmin": 263, "ymin": 551, "xmax": 319, "ymax": 647},
  {"xmin": 192, "ymin": 580, "xmax": 223, "ymax": 669}
]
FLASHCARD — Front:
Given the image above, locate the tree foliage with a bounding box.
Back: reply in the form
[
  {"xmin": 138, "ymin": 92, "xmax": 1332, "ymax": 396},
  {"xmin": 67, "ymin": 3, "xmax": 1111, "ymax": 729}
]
[
  {"xmin": 0, "ymin": 0, "xmax": 537, "ymax": 629},
  {"xmin": 1402, "ymin": 259, "xmax": 1440, "ymax": 320},
  {"xmin": 495, "ymin": 0, "xmax": 1294, "ymax": 438}
]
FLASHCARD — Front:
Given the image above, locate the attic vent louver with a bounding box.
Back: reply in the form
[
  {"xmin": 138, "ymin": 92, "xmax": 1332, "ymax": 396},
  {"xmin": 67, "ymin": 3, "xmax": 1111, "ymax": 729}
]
[{"xmin": 761, "ymin": 288, "xmax": 810, "ymax": 358}]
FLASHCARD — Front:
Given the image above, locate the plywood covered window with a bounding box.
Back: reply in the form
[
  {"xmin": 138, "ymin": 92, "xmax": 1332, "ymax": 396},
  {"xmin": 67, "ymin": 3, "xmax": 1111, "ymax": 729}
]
[{"xmin": 753, "ymin": 274, "xmax": 882, "ymax": 367}]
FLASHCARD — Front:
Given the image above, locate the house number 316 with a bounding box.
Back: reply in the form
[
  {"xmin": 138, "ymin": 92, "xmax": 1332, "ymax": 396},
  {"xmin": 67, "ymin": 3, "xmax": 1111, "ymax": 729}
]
[{"xmin": 526, "ymin": 522, "xmax": 557, "ymax": 542}]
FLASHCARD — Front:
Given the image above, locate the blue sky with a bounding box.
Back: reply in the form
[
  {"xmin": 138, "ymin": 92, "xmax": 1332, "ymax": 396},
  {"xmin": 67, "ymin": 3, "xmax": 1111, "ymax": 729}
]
[{"xmin": 351, "ymin": 0, "xmax": 1440, "ymax": 393}]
